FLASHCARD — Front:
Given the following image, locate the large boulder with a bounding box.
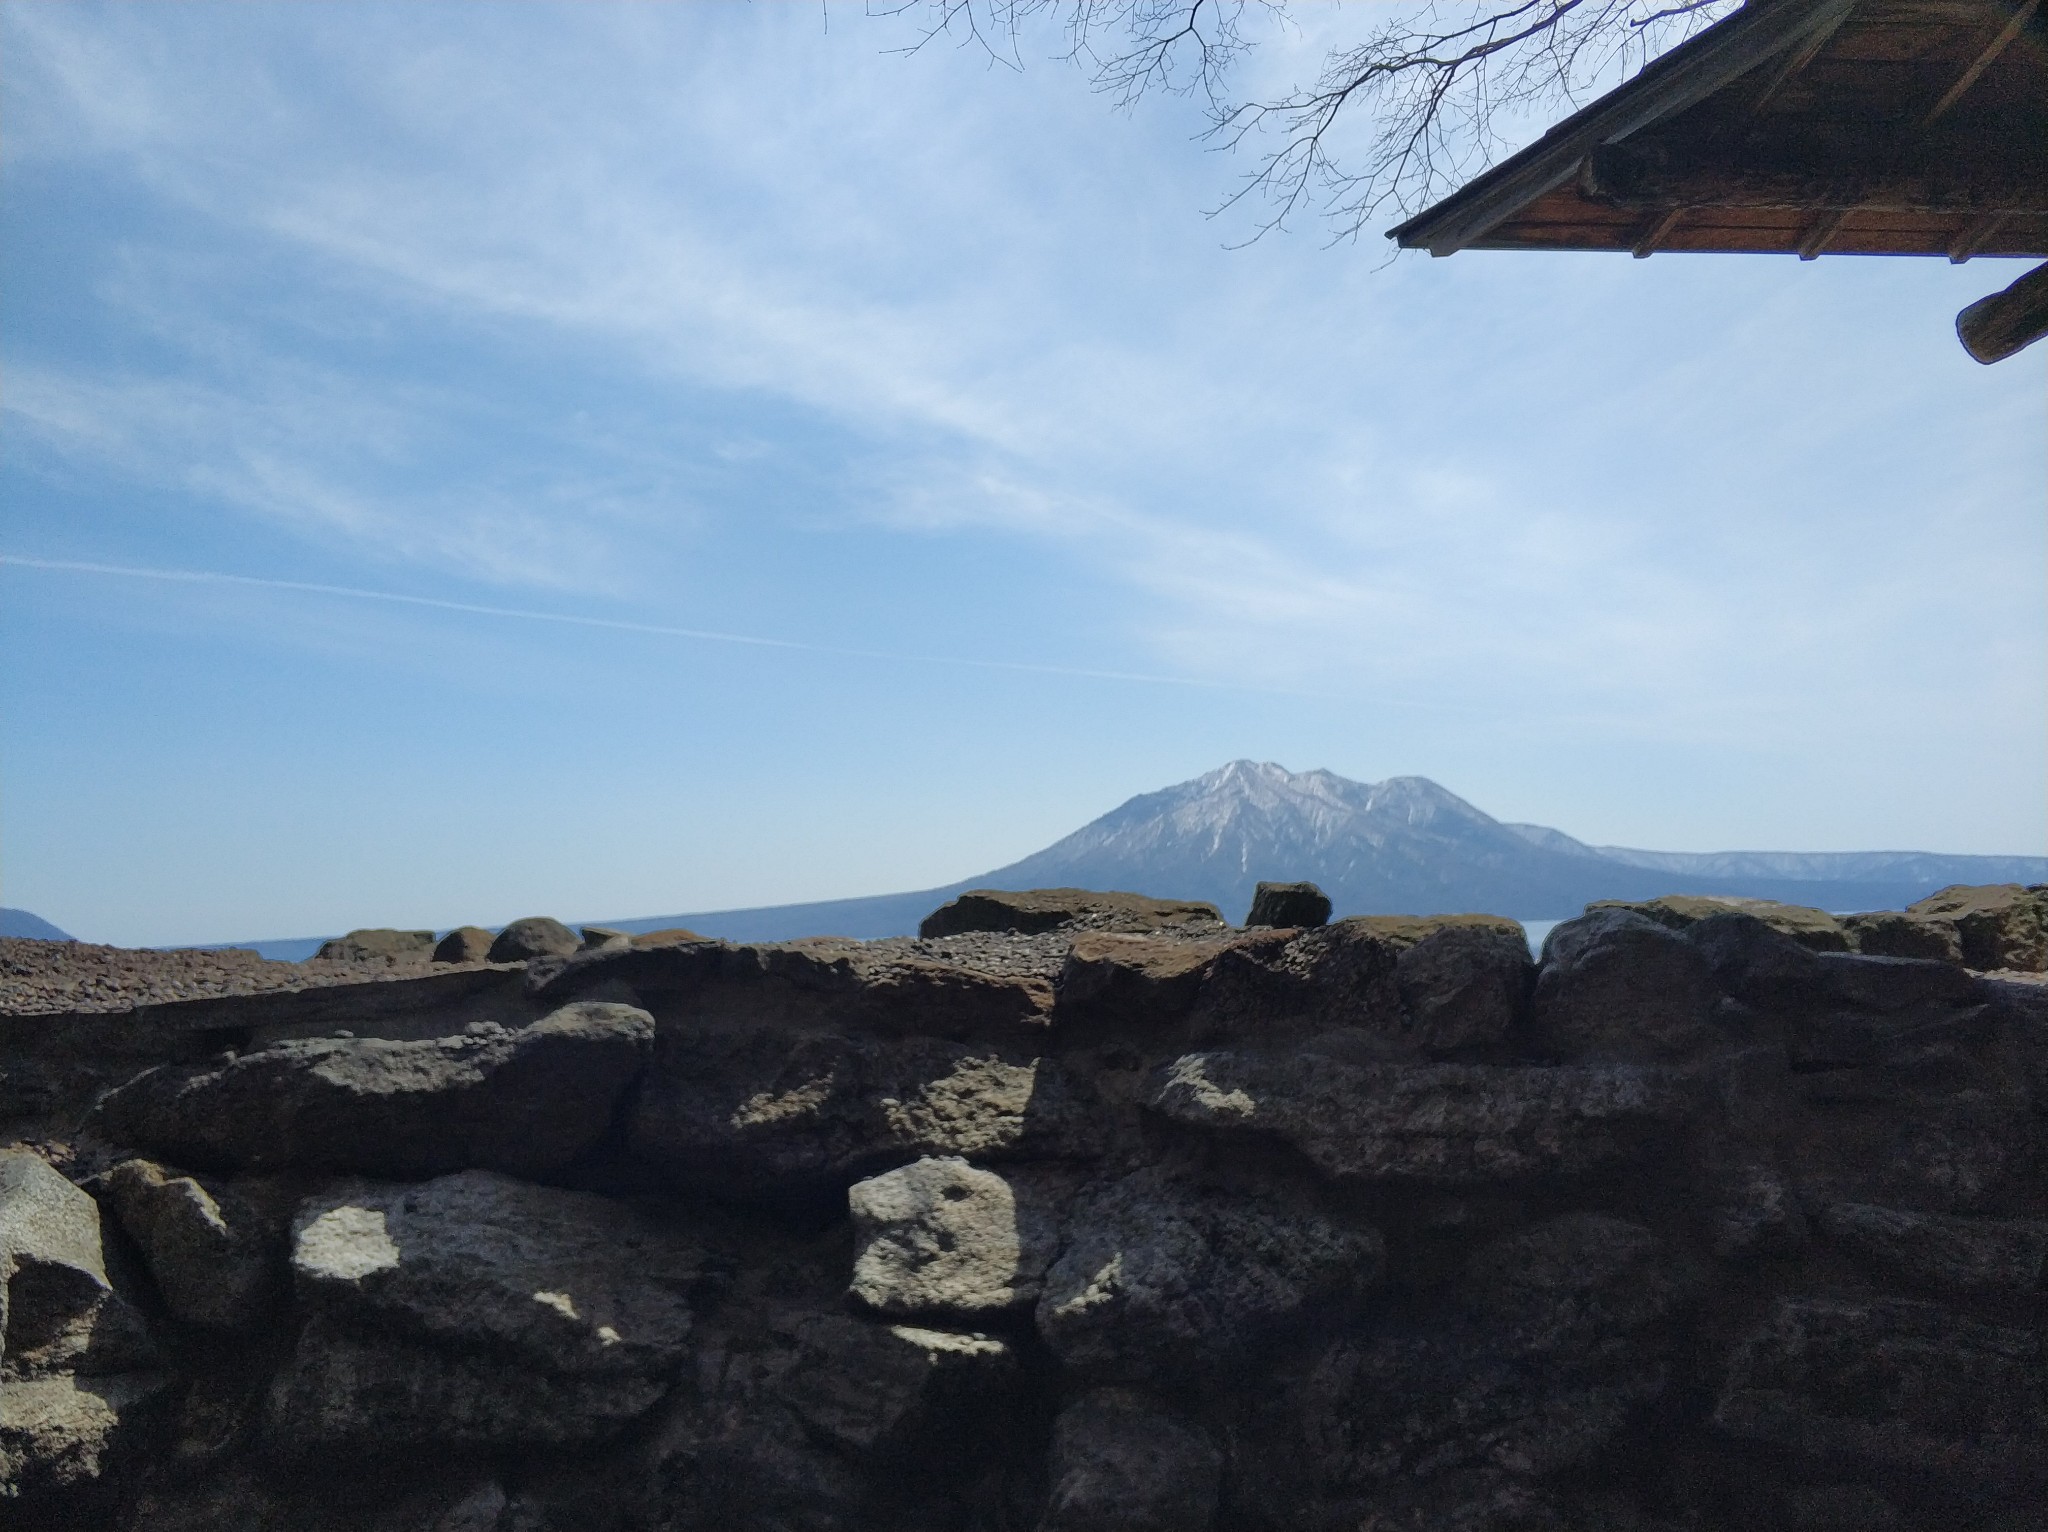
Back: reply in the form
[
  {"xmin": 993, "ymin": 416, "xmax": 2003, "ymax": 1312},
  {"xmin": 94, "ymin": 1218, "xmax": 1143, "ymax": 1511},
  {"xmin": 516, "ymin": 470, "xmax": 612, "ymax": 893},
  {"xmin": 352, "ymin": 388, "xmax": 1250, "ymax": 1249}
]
[
  {"xmin": 630, "ymin": 1027, "xmax": 1107, "ymax": 1203},
  {"xmin": 1713, "ymin": 1296, "xmax": 2048, "ymax": 1505},
  {"xmin": 98, "ymin": 1160, "xmax": 275, "ymax": 1332},
  {"xmin": 268, "ymin": 1170, "xmax": 699, "ymax": 1449},
  {"xmin": 1034, "ymin": 1166, "xmax": 1382, "ymax": 1381},
  {"xmin": 1531, "ymin": 908, "xmax": 1718, "ymax": 1062},
  {"xmin": 1186, "ymin": 921, "xmax": 1404, "ymax": 1048},
  {"xmin": 846, "ymin": 1157, "xmax": 1065, "ymax": 1320},
  {"xmin": 918, "ymin": 889, "xmax": 1225, "ymax": 939},
  {"xmin": 1147, "ymin": 1051, "xmax": 1684, "ymax": 1187},
  {"xmin": 486, "ymin": 916, "xmax": 580, "ymax": 964},
  {"xmin": 313, "ymin": 929, "xmax": 435, "ymax": 964},
  {"xmin": 1906, "ymin": 884, "xmax": 2048, "ymax": 971},
  {"xmin": 1392, "ymin": 920, "xmax": 1534, "ymax": 1056},
  {"xmin": 1245, "ymin": 882, "xmax": 1331, "ymax": 929},
  {"xmin": 432, "ymin": 927, "xmax": 495, "ymax": 964},
  {"xmin": 1041, "ymin": 1388, "xmax": 1222, "ymax": 1532},
  {"xmin": 95, "ymin": 1002, "xmax": 652, "ymax": 1179}
]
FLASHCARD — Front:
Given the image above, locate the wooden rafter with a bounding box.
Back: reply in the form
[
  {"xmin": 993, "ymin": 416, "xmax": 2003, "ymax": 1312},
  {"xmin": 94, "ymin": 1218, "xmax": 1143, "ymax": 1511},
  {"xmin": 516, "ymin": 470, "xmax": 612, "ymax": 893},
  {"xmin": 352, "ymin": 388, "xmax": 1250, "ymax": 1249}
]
[{"xmin": 1923, "ymin": 0, "xmax": 2041, "ymax": 124}]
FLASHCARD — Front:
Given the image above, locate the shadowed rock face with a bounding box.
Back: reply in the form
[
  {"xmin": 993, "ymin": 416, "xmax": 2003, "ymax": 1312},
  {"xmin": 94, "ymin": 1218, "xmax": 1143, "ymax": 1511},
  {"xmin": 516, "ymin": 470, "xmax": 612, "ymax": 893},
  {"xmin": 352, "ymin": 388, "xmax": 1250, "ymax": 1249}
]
[
  {"xmin": 4, "ymin": 894, "xmax": 2047, "ymax": 1531},
  {"xmin": 94, "ymin": 1002, "xmax": 654, "ymax": 1179}
]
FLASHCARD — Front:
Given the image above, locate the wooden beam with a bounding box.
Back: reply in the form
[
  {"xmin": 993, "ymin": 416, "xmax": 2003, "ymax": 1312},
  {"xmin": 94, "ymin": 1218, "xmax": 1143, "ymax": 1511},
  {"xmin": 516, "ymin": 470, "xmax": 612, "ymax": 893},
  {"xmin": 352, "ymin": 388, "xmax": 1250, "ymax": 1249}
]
[
  {"xmin": 1949, "ymin": 212, "xmax": 2007, "ymax": 262},
  {"xmin": 1390, "ymin": 0, "xmax": 1858, "ymax": 255},
  {"xmin": 1924, "ymin": 0, "xmax": 2040, "ymax": 126},
  {"xmin": 1956, "ymin": 258, "xmax": 2048, "ymax": 362},
  {"xmin": 1632, "ymin": 207, "xmax": 1688, "ymax": 258},
  {"xmin": 1798, "ymin": 209, "xmax": 1850, "ymax": 258},
  {"xmin": 1583, "ymin": 143, "xmax": 2048, "ymax": 215}
]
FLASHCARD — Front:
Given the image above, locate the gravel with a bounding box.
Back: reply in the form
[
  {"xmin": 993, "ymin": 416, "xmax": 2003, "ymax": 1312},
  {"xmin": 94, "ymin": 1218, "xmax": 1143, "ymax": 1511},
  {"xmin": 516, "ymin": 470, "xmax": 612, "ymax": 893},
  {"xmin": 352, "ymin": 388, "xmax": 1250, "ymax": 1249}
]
[{"xmin": 0, "ymin": 937, "xmax": 475, "ymax": 1017}]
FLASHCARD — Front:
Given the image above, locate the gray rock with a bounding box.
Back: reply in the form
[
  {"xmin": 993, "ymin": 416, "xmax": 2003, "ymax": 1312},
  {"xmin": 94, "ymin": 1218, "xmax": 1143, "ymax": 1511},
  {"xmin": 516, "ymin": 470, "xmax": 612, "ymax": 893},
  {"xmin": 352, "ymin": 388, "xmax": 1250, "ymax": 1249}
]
[
  {"xmin": 1394, "ymin": 922, "xmax": 1533, "ymax": 1055},
  {"xmin": 1147, "ymin": 1051, "xmax": 1683, "ymax": 1187},
  {"xmin": 919, "ymin": 889, "xmax": 1225, "ymax": 939},
  {"xmin": 579, "ymin": 926, "xmax": 631, "ymax": 952},
  {"xmin": 1245, "ymin": 882, "xmax": 1331, "ymax": 929},
  {"xmin": 631, "ymin": 1027, "xmax": 1106, "ymax": 1201},
  {"xmin": 1, "ymin": 1150, "xmax": 156, "ymax": 1378},
  {"xmin": 96, "ymin": 1001, "xmax": 653, "ymax": 1178},
  {"xmin": 269, "ymin": 1169, "xmax": 699, "ymax": 1448},
  {"xmin": 847, "ymin": 1157, "xmax": 1065, "ymax": 1319},
  {"xmin": 314, "ymin": 929, "xmax": 436, "ymax": 963},
  {"xmin": 1820, "ymin": 1202, "xmax": 2048, "ymax": 1297},
  {"xmin": 0, "ymin": 1372, "xmax": 175, "ymax": 1502},
  {"xmin": 487, "ymin": 917, "xmax": 580, "ymax": 963},
  {"xmin": 1532, "ymin": 909, "xmax": 1718, "ymax": 1062},
  {"xmin": 1035, "ymin": 1166, "xmax": 1381, "ymax": 1381},
  {"xmin": 432, "ymin": 927, "xmax": 495, "ymax": 964},
  {"xmin": 99, "ymin": 1160, "xmax": 274, "ymax": 1331},
  {"xmin": 1713, "ymin": 1296, "xmax": 2048, "ymax": 1496},
  {"xmin": 1041, "ymin": 1388, "xmax": 1221, "ymax": 1532}
]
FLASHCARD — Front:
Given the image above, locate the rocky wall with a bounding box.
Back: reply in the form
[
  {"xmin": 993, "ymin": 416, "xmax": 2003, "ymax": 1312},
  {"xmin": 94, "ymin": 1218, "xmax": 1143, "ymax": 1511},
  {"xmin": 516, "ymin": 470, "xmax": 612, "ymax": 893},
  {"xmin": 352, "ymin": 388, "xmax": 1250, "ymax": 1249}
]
[{"xmin": 3, "ymin": 894, "xmax": 2045, "ymax": 1531}]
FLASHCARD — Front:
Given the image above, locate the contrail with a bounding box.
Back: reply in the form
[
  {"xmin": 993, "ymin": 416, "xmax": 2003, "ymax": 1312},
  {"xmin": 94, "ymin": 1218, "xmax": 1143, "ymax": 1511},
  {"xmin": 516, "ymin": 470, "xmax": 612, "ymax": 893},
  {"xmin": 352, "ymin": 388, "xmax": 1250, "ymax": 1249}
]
[{"xmin": 0, "ymin": 553, "xmax": 1294, "ymax": 694}]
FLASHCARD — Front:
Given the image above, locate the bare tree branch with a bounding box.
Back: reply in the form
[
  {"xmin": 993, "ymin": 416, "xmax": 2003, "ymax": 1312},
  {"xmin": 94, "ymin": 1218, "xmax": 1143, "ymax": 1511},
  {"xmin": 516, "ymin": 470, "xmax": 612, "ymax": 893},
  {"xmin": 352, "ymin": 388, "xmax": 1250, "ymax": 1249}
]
[{"xmin": 870, "ymin": 0, "xmax": 1740, "ymax": 240}]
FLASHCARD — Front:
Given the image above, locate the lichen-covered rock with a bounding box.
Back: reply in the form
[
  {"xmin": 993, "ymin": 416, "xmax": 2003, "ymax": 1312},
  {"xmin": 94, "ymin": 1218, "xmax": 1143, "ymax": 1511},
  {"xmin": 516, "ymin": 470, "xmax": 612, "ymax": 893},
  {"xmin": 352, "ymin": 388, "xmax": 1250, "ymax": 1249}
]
[
  {"xmin": 99, "ymin": 1160, "xmax": 275, "ymax": 1331},
  {"xmin": 1041, "ymin": 1388, "xmax": 1221, "ymax": 1532},
  {"xmin": 918, "ymin": 888, "xmax": 1225, "ymax": 939},
  {"xmin": 1819, "ymin": 1203, "xmax": 2048, "ymax": 1298},
  {"xmin": 1906, "ymin": 884, "xmax": 2048, "ymax": 971},
  {"xmin": 846, "ymin": 1157, "xmax": 1065, "ymax": 1319},
  {"xmin": 631, "ymin": 1026, "xmax": 1107, "ymax": 1201},
  {"xmin": 1592, "ymin": 896, "xmax": 1851, "ymax": 952},
  {"xmin": 1245, "ymin": 882, "xmax": 1331, "ymax": 929},
  {"xmin": 268, "ymin": 1170, "xmax": 698, "ymax": 1449},
  {"xmin": 486, "ymin": 916, "xmax": 580, "ymax": 963},
  {"xmin": 96, "ymin": 1001, "xmax": 653, "ymax": 1178},
  {"xmin": 1531, "ymin": 908, "xmax": 1718, "ymax": 1062},
  {"xmin": 1713, "ymin": 1296, "xmax": 2048, "ymax": 1501},
  {"xmin": 314, "ymin": 929, "xmax": 435, "ymax": 964},
  {"xmin": 1147, "ymin": 1051, "xmax": 1684, "ymax": 1187},
  {"xmin": 1034, "ymin": 1166, "xmax": 1381, "ymax": 1381}
]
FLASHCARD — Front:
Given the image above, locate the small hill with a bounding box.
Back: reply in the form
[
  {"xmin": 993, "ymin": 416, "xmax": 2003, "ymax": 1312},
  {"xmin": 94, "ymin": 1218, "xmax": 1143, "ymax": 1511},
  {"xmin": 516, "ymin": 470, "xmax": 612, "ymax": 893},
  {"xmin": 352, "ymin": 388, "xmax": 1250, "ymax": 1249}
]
[{"xmin": 0, "ymin": 908, "xmax": 74, "ymax": 941}]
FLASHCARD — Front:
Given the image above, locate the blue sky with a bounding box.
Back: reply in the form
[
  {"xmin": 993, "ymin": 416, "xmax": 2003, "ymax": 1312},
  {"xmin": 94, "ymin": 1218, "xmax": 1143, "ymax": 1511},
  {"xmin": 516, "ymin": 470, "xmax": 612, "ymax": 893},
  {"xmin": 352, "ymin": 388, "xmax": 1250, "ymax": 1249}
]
[{"xmin": 4, "ymin": 1, "xmax": 2043, "ymax": 947}]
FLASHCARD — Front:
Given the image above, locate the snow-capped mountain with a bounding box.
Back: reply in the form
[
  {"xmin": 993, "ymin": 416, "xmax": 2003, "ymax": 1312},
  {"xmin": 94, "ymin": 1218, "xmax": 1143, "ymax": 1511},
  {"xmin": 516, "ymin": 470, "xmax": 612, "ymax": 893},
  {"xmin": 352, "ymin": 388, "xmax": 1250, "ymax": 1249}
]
[{"xmin": 600, "ymin": 761, "xmax": 2044, "ymax": 939}]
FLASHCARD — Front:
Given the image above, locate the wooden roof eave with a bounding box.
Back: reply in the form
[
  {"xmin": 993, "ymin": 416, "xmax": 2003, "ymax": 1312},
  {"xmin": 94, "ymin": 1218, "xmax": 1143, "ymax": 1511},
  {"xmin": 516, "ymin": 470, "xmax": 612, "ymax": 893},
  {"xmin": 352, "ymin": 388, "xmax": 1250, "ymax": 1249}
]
[{"xmin": 1387, "ymin": 0, "xmax": 1861, "ymax": 257}]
